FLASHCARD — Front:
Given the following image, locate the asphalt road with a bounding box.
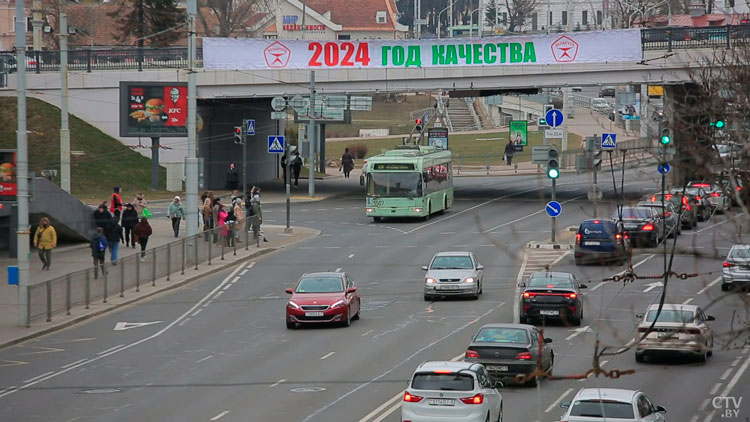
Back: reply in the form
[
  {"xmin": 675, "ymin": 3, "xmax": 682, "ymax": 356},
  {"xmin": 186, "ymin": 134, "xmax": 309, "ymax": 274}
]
[{"xmin": 1, "ymin": 166, "xmax": 748, "ymax": 422}]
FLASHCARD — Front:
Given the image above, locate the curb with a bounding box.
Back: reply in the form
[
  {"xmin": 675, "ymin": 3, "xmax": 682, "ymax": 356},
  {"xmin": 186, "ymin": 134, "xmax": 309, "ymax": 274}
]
[{"xmin": 0, "ymin": 229, "xmax": 321, "ymax": 350}]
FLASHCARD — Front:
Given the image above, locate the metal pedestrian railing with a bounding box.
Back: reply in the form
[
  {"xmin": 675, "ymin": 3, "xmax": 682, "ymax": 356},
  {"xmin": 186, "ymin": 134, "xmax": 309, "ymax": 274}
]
[{"xmin": 27, "ymin": 221, "xmax": 261, "ymax": 325}]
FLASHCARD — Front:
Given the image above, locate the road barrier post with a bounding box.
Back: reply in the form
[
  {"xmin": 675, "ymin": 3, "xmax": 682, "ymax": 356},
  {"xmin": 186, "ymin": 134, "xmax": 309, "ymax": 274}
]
[
  {"xmin": 167, "ymin": 242, "xmax": 171, "ymax": 281},
  {"xmin": 46, "ymin": 279, "xmax": 52, "ymax": 322},
  {"xmin": 151, "ymin": 249, "xmax": 156, "ymax": 286},
  {"xmin": 66, "ymin": 274, "xmax": 71, "ymax": 315},
  {"xmin": 85, "ymin": 270, "xmax": 90, "ymax": 309}
]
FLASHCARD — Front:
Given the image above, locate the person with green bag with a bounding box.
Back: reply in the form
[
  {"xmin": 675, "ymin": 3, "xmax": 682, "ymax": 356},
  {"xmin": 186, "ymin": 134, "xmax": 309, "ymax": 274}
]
[{"xmin": 142, "ymin": 207, "xmax": 152, "ymax": 219}]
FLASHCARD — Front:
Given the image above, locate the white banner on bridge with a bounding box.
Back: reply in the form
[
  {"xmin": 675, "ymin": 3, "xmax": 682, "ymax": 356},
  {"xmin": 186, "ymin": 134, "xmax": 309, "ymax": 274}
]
[{"xmin": 203, "ymin": 29, "xmax": 642, "ymax": 70}]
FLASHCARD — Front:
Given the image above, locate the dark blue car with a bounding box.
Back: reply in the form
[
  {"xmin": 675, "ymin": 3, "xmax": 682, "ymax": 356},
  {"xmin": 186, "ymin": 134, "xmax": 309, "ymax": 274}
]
[{"xmin": 574, "ymin": 219, "xmax": 628, "ymax": 266}]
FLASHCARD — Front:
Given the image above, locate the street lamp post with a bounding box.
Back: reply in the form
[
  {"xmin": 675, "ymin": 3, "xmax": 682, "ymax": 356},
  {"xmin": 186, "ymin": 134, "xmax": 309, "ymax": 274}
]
[
  {"xmin": 469, "ymin": 7, "xmax": 483, "ymax": 37},
  {"xmin": 437, "ymin": 0, "xmax": 456, "ymax": 39}
]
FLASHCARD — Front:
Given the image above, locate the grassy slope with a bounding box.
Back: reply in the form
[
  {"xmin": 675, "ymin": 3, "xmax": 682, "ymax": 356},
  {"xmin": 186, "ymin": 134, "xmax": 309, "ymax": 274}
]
[
  {"xmin": 325, "ymin": 94, "xmax": 435, "ymax": 138},
  {"xmin": 0, "ymin": 97, "xmax": 167, "ymax": 202}
]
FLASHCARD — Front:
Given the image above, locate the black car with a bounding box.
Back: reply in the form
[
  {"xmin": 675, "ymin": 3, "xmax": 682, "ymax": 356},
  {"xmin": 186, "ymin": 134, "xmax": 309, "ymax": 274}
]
[
  {"xmin": 517, "ymin": 271, "xmax": 587, "ymax": 326},
  {"xmin": 644, "ymin": 192, "xmax": 698, "ymax": 229},
  {"xmin": 574, "ymin": 219, "xmax": 628, "ymax": 265},
  {"xmin": 613, "ymin": 206, "xmax": 664, "ymax": 247},
  {"xmin": 670, "ymin": 187, "xmax": 711, "ymax": 221},
  {"xmin": 464, "ymin": 323, "xmax": 553, "ymax": 386},
  {"xmin": 599, "ymin": 86, "xmax": 616, "ymax": 97}
]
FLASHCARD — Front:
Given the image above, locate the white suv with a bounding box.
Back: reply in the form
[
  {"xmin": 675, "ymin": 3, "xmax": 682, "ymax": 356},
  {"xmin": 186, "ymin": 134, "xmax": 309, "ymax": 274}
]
[
  {"xmin": 560, "ymin": 388, "xmax": 666, "ymax": 421},
  {"xmin": 402, "ymin": 361, "xmax": 503, "ymax": 422}
]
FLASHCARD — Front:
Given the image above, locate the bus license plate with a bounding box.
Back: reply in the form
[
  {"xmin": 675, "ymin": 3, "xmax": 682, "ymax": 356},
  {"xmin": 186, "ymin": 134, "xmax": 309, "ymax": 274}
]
[
  {"xmin": 438, "ymin": 285, "xmax": 460, "ymax": 290},
  {"xmin": 305, "ymin": 312, "xmax": 324, "ymax": 317},
  {"xmin": 428, "ymin": 398, "xmax": 455, "ymax": 406},
  {"xmin": 487, "ymin": 365, "xmax": 509, "ymax": 371}
]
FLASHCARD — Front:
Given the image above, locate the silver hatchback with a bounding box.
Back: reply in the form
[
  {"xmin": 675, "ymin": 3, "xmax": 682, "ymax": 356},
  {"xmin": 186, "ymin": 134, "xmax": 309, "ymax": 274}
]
[{"xmin": 423, "ymin": 251, "xmax": 484, "ymax": 301}]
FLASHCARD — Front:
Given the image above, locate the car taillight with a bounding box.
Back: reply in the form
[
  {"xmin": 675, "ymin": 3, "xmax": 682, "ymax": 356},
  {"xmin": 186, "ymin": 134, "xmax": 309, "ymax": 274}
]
[
  {"xmin": 641, "ymin": 223, "xmax": 654, "ymax": 231},
  {"xmin": 522, "ymin": 292, "xmax": 535, "ymax": 298},
  {"xmin": 710, "ymin": 192, "xmax": 720, "ymax": 197},
  {"xmin": 737, "ymin": 186, "xmax": 742, "ymax": 191},
  {"xmin": 695, "ymin": 195, "xmax": 702, "ymax": 201},
  {"xmin": 681, "ymin": 196, "xmax": 688, "ymax": 205},
  {"xmin": 515, "ymin": 351, "xmax": 532, "ymax": 360},
  {"xmin": 650, "ymin": 196, "xmax": 657, "ymax": 202},
  {"xmin": 665, "ymin": 194, "xmax": 673, "ymax": 200},
  {"xmin": 615, "ymin": 233, "xmax": 622, "ymax": 241},
  {"xmin": 663, "ymin": 212, "xmax": 671, "ymax": 217},
  {"xmin": 403, "ymin": 392, "xmax": 423, "ymax": 402},
  {"xmin": 723, "ymin": 261, "xmax": 735, "ymax": 268},
  {"xmin": 575, "ymin": 233, "xmax": 581, "ymax": 244},
  {"xmin": 567, "ymin": 293, "xmax": 577, "ymax": 299},
  {"xmin": 693, "ymin": 183, "xmax": 709, "ymax": 187},
  {"xmin": 593, "ymin": 220, "xmax": 600, "ymax": 224},
  {"xmin": 465, "ymin": 349, "xmax": 479, "ymax": 359},
  {"xmin": 460, "ymin": 393, "xmax": 483, "ymax": 405}
]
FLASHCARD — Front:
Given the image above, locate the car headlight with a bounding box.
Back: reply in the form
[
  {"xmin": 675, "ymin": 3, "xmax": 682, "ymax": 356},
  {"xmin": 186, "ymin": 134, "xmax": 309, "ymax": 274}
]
[
  {"xmin": 425, "ymin": 277, "xmax": 437, "ymax": 284},
  {"xmin": 463, "ymin": 277, "xmax": 475, "ymax": 283},
  {"xmin": 331, "ymin": 300, "xmax": 346, "ymax": 309},
  {"xmin": 287, "ymin": 301, "xmax": 301, "ymax": 310}
]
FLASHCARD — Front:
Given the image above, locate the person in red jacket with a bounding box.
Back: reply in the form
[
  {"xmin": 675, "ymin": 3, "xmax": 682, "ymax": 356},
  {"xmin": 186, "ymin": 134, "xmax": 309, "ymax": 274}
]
[
  {"xmin": 133, "ymin": 217, "xmax": 152, "ymax": 261},
  {"xmin": 110, "ymin": 187, "xmax": 123, "ymax": 217}
]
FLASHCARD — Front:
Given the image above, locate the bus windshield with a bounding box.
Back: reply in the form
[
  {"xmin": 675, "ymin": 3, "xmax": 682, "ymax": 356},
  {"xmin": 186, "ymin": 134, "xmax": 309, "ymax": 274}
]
[{"xmin": 367, "ymin": 172, "xmax": 422, "ymax": 198}]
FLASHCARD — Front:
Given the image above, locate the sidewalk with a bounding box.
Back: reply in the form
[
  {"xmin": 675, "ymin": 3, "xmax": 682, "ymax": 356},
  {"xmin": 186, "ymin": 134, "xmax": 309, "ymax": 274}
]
[{"xmin": 0, "ymin": 219, "xmax": 319, "ymax": 348}]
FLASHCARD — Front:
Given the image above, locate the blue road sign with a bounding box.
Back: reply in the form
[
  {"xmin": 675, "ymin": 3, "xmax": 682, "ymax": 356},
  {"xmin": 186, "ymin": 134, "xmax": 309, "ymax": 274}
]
[
  {"xmin": 545, "ymin": 201, "xmax": 562, "ymax": 217},
  {"xmin": 268, "ymin": 135, "xmax": 285, "ymax": 154},
  {"xmin": 545, "ymin": 109, "xmax": 564, "ymax": 128},
  {"xmin": 657, "ymin": 163, "xmax": 671, "ymax": 175},
  {"xmin": 246, "ymin": 119, "xmax": 256, "ymax": 136},
  {"xmin": 601, "ymin": 133, "xmax": 617, "ymax": 149}
]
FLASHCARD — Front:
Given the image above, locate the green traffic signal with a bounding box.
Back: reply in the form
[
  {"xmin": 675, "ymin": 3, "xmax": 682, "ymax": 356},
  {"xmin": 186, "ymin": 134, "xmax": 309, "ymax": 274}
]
[
  {"xmin": 547, "ymin": 167, "xmax": 560, "ymax": 179},
  {"xmin": 715, "ymin": 120, "xmax": 725, "ymax": 129},
  {"xmin": 660, "ymin": 134, "xmax": 671, "ymax": 145}
]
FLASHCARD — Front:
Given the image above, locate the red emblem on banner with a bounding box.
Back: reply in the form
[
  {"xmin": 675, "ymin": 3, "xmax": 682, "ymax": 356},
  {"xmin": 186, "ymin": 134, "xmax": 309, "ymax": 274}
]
[
  {"xmin": 551, "ymin": 36, "xmax": 579, "ymax": 63},
  {"xmin": 264, "ymin": 41, "xmax": 291, "ymax": 68}
]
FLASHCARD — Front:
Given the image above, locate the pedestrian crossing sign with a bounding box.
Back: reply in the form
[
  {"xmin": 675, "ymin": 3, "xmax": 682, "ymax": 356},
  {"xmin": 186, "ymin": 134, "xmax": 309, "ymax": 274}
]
[
  {"xmin": 601, "ymin": 133, "xmax": 616, "ymax": 149},
  {"xmin": 268, "ymin": 135, "xmax": 285, "ymax": 154}
]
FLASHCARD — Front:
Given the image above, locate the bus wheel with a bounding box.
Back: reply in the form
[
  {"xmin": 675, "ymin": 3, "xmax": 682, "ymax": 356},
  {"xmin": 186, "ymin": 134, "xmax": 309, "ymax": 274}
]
[
  {"xmin": 422, "ymin": 204, "xmax": 430, "ymax": 221},
  {"xmin": 438, "ymin": 196, "xmax": 447, "ymax": 214},
  {"xmin": 373, "ymin": 216, "xmax": 381, "ymax": 222}
]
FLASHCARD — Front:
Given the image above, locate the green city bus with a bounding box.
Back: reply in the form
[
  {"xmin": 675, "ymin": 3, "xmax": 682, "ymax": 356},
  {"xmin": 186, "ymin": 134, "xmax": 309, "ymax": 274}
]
[{"xmin": 364, "ymin": 145, "xmax": 453, "ymax": 221}]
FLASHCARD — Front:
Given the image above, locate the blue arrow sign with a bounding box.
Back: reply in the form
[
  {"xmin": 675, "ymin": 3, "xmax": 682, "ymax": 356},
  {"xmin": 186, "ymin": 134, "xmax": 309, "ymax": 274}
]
[
  {"xmin": 601, "ymin": 133, "xmax": 617, "ymax": 149},
  {"xmin": 657, "ymin": 163, "xmax": 670, "ymax": 175},
  {"xmin": 268, "ymin": 135, "xmax": 285, "ymax": 154},
  {"xmin": 545, "ymin": 109, "xmax": 564, "ymax": 128},
  {"xmin": 246, "ymin": 119, "xmax": 256, "ymax": 136},
  {"xmin": 545, "ymin": 201, "xmax": 562, "ymax": 217}
]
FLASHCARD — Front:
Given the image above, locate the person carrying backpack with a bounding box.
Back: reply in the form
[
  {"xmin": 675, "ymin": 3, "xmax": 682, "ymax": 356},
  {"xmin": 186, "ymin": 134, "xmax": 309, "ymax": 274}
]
[
  {"xmin": 133, "ymin": 217, "xmax": 153, "ymax": 261},
  {"xmin": 121, "ymin": 203, "xmax": 139, "ymax": 248},
  {"xmin": 105, "ymin": 213, "xmax": 123, "ymax": 265},
  {"xmin": 90, "ymin": 227, "xmax": 107, "ymax": 279}
]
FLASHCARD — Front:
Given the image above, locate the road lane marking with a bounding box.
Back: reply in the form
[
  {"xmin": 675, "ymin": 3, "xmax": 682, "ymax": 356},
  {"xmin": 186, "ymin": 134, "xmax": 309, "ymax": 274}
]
[
  {"xmin": 731, "ymin": 356, "xmax": 741, "ymax": 367},
  {"xmin": 239, "ymin": 269, "xmax": 248, "ymax": 276},
  {"xmin": 439, "ymin": 232, "xmax": 457, "ymax": 235},
  {"xmin": 97, "ymin": 344, "xmax": 125, "ymax": 355},
  {"xmin": 23, "ymin": 371, "xmax": 54, "ymax": 384},
  {"xmin": 683, "ymin": 298, "xmax": 694, "ymax": 304},
  {"xmin": 307, "ymin": 302, "xmax": 506, "ymax": 422},
  {"xmin": 358, "ymin": 393, "xmax": 403, "ymax": 422},
  {"xmin": 371, "ymin": 402, "xmax": 402, "ymax": 422},
  {"xmin": 247, "ymin": 262, "xmax": 256, "ymax": 269},
  {"xmin": 221, "ymin": 284, "xmax": 232, "ymax": 291},
  {"xmin": 210, "ymin": 411, "xmax": 230, "ymax": 420},
  {"xmin": 320, "ymin": 352, "xmax": 336, "ymax": 360},
  {"xmin": 334, "ymin": 268, "xmax": 342, "ymax": 272},
  {"xmin": 214, "ymin": 291, "xmax": 224, "ymax": 299},
  {"xmin": 697, "ymin": 276, "xmax": 721, "ymax": 295},
  {"xmin": 695, "ymin": 212, "xmax": 745, "ymax": 233},
  {"xmin": 591, "ymin": 255, "xmax": 655, "ymax": 291},
  {"xmin": 61, "ymin": 359, "xmax": 87, "ymax": 369},
  {"xmin": 0, "ymin": 262, "xmax": 249, "ymax": 400},
  {"xmin": 361, "ymin": 330, "xmax": 374, "ymax": 336},
  {"xmin": 709, "ymin": 382, "xmax": 722, "ymax": 395},
  {"xmin": 720, "ymin": 367, "xmax": 733, "ymax": 380},
  {"xmin": 196, "ymin": 355, "xmax": 213, "ymax": 364},
  {"xmin": 231, "ymin": 276, "xmax": 241, "ymax": 284},
  {"xmin": 178, "ymin": 318, "xmax": 191, "ymax": 326},
  {"xmin": 566, "ymin": 326, "xmax": 592, "ymax": 340},
  {"xmin": 270, "ymin": 379, "xmax": 286, "ymax": 388},
  {"xmin": 348, "ymin": 254, "xmax": 355, "ymax": 258},
  {"xmin": 703, "ymin": 410, "xmax": 716, "ymax": 421},
  {"xmin": 545, "ymin": 388, "xmax": 575, "ymax": 413},
  {"xmin": 482, "ymin": 195, "xmax": 584, "ymax": 233}
]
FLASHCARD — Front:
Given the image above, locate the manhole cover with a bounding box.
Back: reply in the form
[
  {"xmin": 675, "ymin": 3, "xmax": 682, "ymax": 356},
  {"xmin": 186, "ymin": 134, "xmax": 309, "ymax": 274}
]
[
  {"xmin": 78, "ymin": 388, "xmax": 123, "ymax": 394},
  {"xmin": 290, "ymin": 386, "xmax": 326, "ymax": 393}
]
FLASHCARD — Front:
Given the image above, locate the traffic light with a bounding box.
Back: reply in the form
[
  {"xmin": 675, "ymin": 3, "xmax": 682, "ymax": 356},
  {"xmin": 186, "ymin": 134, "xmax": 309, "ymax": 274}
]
[
  {"xmin": 593, "ymin": 149, "xmax": 602, "ymax": 171},
  {"xmin": 547, "ymin": 147, "xmax": 559, "ymax": 179},
  {"xmin": 660, "ymin": 128, "xmax": 671, "ymax": 145},
  {"xmin": 709, "ymin": 119, "xmax": 725, "ymax": 129},
  {"xmin": 233, "ymin": 126, "xmax": 243, "ymax": 144},
  {"xmin": 415, "ymin": 118, "xmax": 423, "ymax": 132}
]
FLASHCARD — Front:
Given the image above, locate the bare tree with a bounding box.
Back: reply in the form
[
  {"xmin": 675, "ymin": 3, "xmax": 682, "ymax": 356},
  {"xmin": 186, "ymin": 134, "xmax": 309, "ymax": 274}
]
[
  {"xmin": 108, "ymin": 0, "xmax": 185, "ymax": 47},
  {"xmin": 503, "ymin": 0, "xmax": 538, "ymax": 32},
  {"xmin": 610, "ymin": 0, "xmax": 669, "ymax": 28},
  {"xmin": 197, "ymin": 0, "xmax": 270, "ymax": 38}
]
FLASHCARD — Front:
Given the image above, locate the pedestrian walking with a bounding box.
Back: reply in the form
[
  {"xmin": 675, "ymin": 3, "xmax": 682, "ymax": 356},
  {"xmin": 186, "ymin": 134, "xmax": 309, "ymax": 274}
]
[
  {"xmin": 504, "ymin": 139, "xmax": 515, "ymax": 166},
  {"xmin": 225, "ymin": 208, "xmax": 237, "ymax": 247},
  {"xmin": 280, "ymin": 153, "xmax": 288, "ymax": 183},
  {"xmin": 90, "ymin": 227, "xmax": 107, "ymax": 279},
  {"xmin": 341, "ymin": 148, "xmax": 354, "ymax": 178},
  {"xmin": 226, "ymin": 162, "xmax": 239, "ymax": 191},
  {"xmin": 121, "ymin": 203, "xmax": 139, "ymax": 248},
  {"xmin": 291, "ymin": 151, "xmax": 303, "ymax": 187},
  {"xmin": 133, "ymin": 217, "xmax": 152, "ymax": 260},
  {"xmin": 250, "ymin": 188, "xmax": 265, "ymax": 242},
  {"xmin": 93, "ymin": 204, "xmax": 112, "ymax": 230},
  {"xmin": 168, "ymin": 196, "xmax": 185, "ymax": 237},
  {"xmin": 109, "ymin": 186, "xmax": 123, "ymax": 217},
  {"xmin": 105, "ymin": 214, "xmax": 122, "ymax": 265},
  {"xmin": 233, "ymin": 198, "xmax": 243, "ymax": 243},
  {"xmin": 132, "ymin": 193, "xmax": 148, "ymax": 218},
  {"xmin": 202, "ymin": 191, "xmax": 214, "ymax": 229},
  {"xmin": 33, "ymin": 217, "xmax": 57, "ymax": 270},
  {"xmin": 217, "ymin": 204, "xmax": 228, "ymax": 245}
]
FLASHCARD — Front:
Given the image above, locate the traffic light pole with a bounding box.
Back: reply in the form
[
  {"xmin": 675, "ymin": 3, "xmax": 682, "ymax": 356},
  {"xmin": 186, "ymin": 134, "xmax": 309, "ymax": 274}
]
[
  {"xmin": 241, "ymin": 119, "xmax": 248, "ymax": 199},
  {"xmin": 551, "ymin": 178, "xmax": 557, "ymax": 243}
]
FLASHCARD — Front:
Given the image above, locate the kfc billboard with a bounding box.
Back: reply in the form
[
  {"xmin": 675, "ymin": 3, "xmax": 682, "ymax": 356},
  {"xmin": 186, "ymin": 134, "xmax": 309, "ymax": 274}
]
[
  {"xmin": 0, "ymin": 150, "xmax": 16, "ymax": 200},
  {"xmin": 119, "ymin": 82, "xmax": 188, "ymax": 137}
]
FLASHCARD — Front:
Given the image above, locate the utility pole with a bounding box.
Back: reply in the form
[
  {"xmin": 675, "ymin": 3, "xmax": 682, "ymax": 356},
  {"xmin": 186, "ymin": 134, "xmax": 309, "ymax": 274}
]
[
  {"xmin": 308, "ymin": 71, "xmax": 316, "ymax": 197},
  {"xmin": 32, "ymin": 0, "xmax": 42, "ymax": 50},
  {"xmin": 59, "ymin": 0, "xmax": 71, "ymax": 193},
  {"xmin": 185, "ymin": 0, "xmax": 199, "ymax": 238},
  {"xmin": 285, "ymin": 119, "xmax": 292, "ymax": 233},
  {"xmin": 551, "ymin": 178, "xmax": 557, "ymax": 243},
  {"xmin": 15, "ymin": 0, "xmax": 30, "ymax": 327},
  {"xmin": 562, "ymin": 87, "xmax": 569, "ymax": 157},
  {"xmin": 241, "ymin": 119, "xmax": 248, "ymax": 199}
]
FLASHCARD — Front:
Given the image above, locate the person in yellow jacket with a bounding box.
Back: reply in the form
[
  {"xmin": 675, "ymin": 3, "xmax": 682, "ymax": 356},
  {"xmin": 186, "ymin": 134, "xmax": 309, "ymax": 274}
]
[{"xmin": 33, "ymin": 217, "xmax": 57, "ymax": 270}]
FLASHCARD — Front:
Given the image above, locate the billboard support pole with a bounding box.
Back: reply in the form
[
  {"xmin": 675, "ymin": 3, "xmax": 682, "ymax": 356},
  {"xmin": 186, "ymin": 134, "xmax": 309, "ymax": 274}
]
[
  {"xmin": 151, "ymin": 137, "xmax": 160, "ymax": 191},
  {"xmin": 15, "ymin": 0, "xmax": 30, "ymax": 327},
  {"xmin": 185, "ymin": 0, "xmax": 199, "ymax": 239},
  {"xmin": 59, "ymin": 0, "xmax": 71, "ymax": 193},
  {"xmin": 308, "ymin": 71, "xmax": 315, "ymax": 198}
]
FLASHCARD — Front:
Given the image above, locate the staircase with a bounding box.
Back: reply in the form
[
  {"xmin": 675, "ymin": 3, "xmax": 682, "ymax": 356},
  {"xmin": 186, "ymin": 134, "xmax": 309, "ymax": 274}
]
[
  {"xmin": 30, "ymin": 177, "xmax": 96, "ymax": 242},
  {"xmin": 446, "ymin": 98, "xmax": 481, "ymax": 131}
]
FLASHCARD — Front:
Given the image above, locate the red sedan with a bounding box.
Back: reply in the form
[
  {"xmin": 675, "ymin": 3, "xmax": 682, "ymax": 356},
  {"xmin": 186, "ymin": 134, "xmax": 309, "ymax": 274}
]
[{"xmin": 285, "ymin": 272, "xmax": 361, "ymax": 329}]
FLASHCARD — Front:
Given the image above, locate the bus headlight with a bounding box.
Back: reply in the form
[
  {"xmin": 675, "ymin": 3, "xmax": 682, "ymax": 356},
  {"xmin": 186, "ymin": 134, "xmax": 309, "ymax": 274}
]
[
  {"xmin": 365, "ymin": 208, "xmax": 375, "ymax": 213},
  {"xmin": 413, "ymin": 207, "xmax": 423, "ymax": 213}
]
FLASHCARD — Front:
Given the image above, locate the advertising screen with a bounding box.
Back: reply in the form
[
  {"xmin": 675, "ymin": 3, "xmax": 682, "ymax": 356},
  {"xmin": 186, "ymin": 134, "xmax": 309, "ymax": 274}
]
[
  {"xmin": 0, "ymin": 150, "xmax": 16, "ymax": 200},
  {"xmin": 119, "ymin": 82, "xmax": 188, "ymax": 137}
]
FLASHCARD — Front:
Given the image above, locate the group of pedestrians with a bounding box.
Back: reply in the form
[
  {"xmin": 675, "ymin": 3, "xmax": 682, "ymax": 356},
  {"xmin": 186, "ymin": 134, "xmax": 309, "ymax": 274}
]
[{"xmin": 280, "ymin": 151, "xmax": 304, "ymax": 186}]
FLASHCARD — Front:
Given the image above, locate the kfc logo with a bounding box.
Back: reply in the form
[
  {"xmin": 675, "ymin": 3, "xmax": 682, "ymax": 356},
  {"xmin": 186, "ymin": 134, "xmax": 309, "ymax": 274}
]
[
  {"xmin": 264, "ymin": 41, "xmax": 291, "ymax": 68},
  {"xmin": 551, "ymin": 36, "xmax": 579, "ymax": 63}
]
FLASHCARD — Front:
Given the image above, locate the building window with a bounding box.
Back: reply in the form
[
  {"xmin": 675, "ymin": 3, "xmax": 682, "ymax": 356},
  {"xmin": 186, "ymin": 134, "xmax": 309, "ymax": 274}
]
[
  {"xmin": 502, "ymin": 12, "xmax": 508, "ymax": 24},
  {"xmin": 337, "ymin": 34, "xmax": 351, "ymax": 40},
  {"xmin": 562, "ymin": 11, "xmax": 567, "ymax": 26},
  {"xmin": 582, "ymin": 10, "xmax": 587, "ymax": 25},
  {"xmin": 548, "ymin": 11, "xmax": 552, "ymax": 26},
  {"xmin": 596, "ymin": 10, "xmax": 602, "ymax": 25},
  {"xmin": 531, "ymin": 13, "xmax": 537, "ymax": 31},
  {"xmin": 376, "ymin": 11, "xmax": 387, "ymax": 24}
]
